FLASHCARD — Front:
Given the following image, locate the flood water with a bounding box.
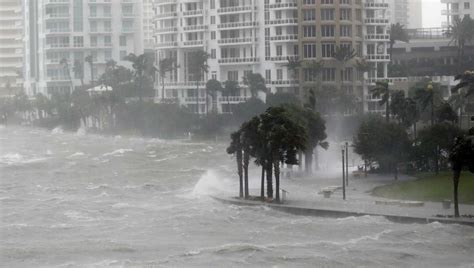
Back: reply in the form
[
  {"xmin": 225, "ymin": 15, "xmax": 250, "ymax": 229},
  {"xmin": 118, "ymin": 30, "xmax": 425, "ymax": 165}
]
[{"xmin": 1, "ymin": 126, "xmax": 473, "ymax": 267}]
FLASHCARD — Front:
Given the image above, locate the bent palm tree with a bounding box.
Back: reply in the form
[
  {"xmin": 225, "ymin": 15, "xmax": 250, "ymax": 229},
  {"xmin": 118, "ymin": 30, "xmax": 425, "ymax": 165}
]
[
  {"xmin": 389, "ymin": 23, "xmax": 409, "ymax": 62},
  {"xmin": 371, "ymin": 80, "xmax": 390, "ymax": 122},
  {"xmin": 188, "ymin": 50, "xmax": 209, "ymax": 115},
  {"xmin": 206, "ymin": 79, "xmax": 222, "ymax": 113},
  {"xmin": 158, "ymin": 57, "xmax": 178, "ymax": 102},
  {"xmin": 60, "ymin": 58, "xmax": 73, "ymax": 92},
  {"xmin": 227, "ymin": 131, "xmax": 244, "ymax": 198},
  {"xmin": 446, "ymin": 17, "xmax": 474, "ymax": 71}
]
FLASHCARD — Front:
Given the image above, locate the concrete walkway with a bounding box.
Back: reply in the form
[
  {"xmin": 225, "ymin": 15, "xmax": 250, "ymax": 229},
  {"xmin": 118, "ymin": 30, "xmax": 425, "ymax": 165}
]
[{"xmin": 215, "ymin": 170, "xmax": 474, "ymax": 226}]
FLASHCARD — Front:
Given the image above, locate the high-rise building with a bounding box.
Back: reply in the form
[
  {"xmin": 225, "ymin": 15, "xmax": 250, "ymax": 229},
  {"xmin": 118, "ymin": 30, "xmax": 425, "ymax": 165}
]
[
  {"xmin": 387, "ymin": 0, "xmax": 422, "ymax": 29},
  {"xmin": 23, "ymin": 0, "xmax": 144, "ymax": 97},
  {"xmin": 441, "ymin": 0, "xmax": 474, "ymax": 27},
  {"xmin": 154, "ymin": 0, "xmax": 390, "ymax": 114},
  {"xmin": 0, "ymin": 0, "xmax": 23, "ymax": 96},
  {"xmin": 143, "ymin": 0, "xmax": 155, "ymax": 51}
]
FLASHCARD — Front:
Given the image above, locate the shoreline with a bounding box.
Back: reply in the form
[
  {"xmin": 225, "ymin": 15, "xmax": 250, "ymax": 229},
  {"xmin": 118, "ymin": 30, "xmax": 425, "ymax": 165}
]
[{"xmin": 211, "ymin": 196, "xmax": 474, "ymax": 226}]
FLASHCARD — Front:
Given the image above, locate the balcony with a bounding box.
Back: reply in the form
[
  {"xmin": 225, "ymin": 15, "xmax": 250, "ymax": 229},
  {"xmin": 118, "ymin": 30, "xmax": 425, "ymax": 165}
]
[
  {"xmin": 45, "ymin": 0, "xmax": 69, "ymax": 5},
  {"xmin": 364, "ymin": 2, "xmax": 389, "ymax": 9},
  {"xmin": 156, "ymin": 12, "xmax": 178, "ymax": 19},
  {"xmin": 218, "ymin": 21, "xmax": 258, "ymax": 29},
  {"xmin": 154, "ymin": 27, "xmax": 178, "ymax": 33},
  {"xmin": 271, "ymin": 80, "xmax": 298, "ymax": 85},
  {"xmin": 265, "ymin": 18, "xmax": 298, "ymax": 26},
  {"xmin": 217, "ymin": 5, "xmax": 254, "ymax": 14},
  {"xmin": 182, "ymin": 10, "xmax": 203, "ymax": 16},
  {"xmin": 267, "ymin": 55, "xmax": 298, "ymax": 62},
  {"xmin": 183, "ymin": 25, "xmax": 208, "ymax": 31},
  {"xmin": 156, "ymin": 41, "xmax": 178, "ymax": 48},
  {"xmin": 266, "ymin": 2, "xmax": 297, "ymax": 9},
  {"xmin": 218, "ymin": 37, "xmax": 255, "ymax": 45},
  {"xmin": 365, "ymin": 34, "xmax": 389, "ymax": 41},
  {"xmin": 218, "ymin": 57, "xmax": 259, "ymax": 64},
  {"xmin": 183, "ymin": 40, "xmax": 204, "ymax": 47},
  {"xmin": 269, "ymin": 35, "xmax": 298, "ymax": 42},
  {"xmin": 155, "ymin": 0, "xmax": 177, "ymax": 5},
  {"xmin": 218, "ymin": 96, "xmax": 251, "ymax": 103},
  {"xmin": 45, "ymin": 28, "xmax": 70, "ymax": 35},
  {"xmin": 185, "ymin": 97, "xmax": 206, "ymax": 103},
  {"xmin": 45, "ymin": 13, "xmax": 70, "ymax": 20},
  {"xmin": 365, "ymin": 54, "xmax": 390, "ymax": 61},
  {"xmin": 164, "ymin": 81, "xmax": 206, "ymax": 88},
  {"xmin": 364, "ymin": 18, "xmax": 389, "ymax": 24}
]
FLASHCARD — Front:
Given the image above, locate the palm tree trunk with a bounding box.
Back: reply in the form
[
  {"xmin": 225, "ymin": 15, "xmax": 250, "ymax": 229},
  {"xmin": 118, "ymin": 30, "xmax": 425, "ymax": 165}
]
[
  {"xmin": 237, "ymin": 150, "xmax": 243, "ymax": 198},
  {"xmin": 305, "ymin": 148, "xmax": 313, "ymax": 174},
  {"xmin": 261, "ymin": 165, "xmax": 265, "ymax": 201},
  {"xmin": 161, "ymin": 77, "xmax": 166, "ymax": 102},
  {"xmin": 266, "ymin": 158, "xmax": 273, "ymax": 199},
  {"xmin": 386, "ymin": 101, "xmax": 390, "ymax": 122},
  {"xmin": 430, "ymin": 96, "xmax": 434, "ymax": 126},
  {"xmin": 453, "ymin": 169, "xmax": 461, "ymax": 217},
  {"xmin": 196, "ymin": 82, "xmax": 200, "ymax": 115},
  {"xmin": 205, "ymin": 89, "xmax": 209, "ymax": 116},
  {"xmin": 243, "ymin": 149, "xmax": 250, "ymax": 198},
  {"xmin": 90, "ymin": 63, "xmax": 94, "ymax": 85},
  {"xmin": 298, "ymin": 151, "xmax": 303, "ymax": 172},
  {"xmin": 274, "ymin": 159, "xmax": 280, "ymax": 203},
  {"xmin": 413, "ymin": 122, "xmax": 417, "ymax": 140}
]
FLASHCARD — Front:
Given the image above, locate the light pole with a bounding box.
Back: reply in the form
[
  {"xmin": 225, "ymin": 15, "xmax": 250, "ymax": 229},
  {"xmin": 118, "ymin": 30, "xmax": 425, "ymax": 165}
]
[
  {"xmin": 345, "ymin": 141, "xmax": 349, "ymax": 186},
  {"xmin": 342, "ymin": 147, "xmax": 346, "ymax": 200}
]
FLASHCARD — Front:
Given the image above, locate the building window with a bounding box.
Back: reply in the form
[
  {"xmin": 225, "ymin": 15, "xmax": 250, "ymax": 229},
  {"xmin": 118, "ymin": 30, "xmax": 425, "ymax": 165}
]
[
  {"xmin": 210, "ymin": 0, "xmax": 215, "ymax": 9},
  {"xmin": 90, "ymin": 6, "xmax": 96, "ymax": 17},
  {"xmin": 340, "ymin": 9, "xmax": 351, "ymax": 20},
  {"xmin": 104, "ymin": 6, "xmax": 111, "ymax": 17},
  {"xmin": 90, "ymin": 21, "xmax": 97, "ymax": 32},
  {"xmin": 277, "ymin": 69, "xmax": 283, "ymax": 80},
  {"xmin": 303, "ymin": 9, "xmax": 316, "ymax": 21},
  {"xmin": 464, "ymin": 2, "xmax": 470, "ymax": 9},
  {"xmin": 321, "ymin": 68, "xmax": 336, "ymax": 81},
  {"xmin": 105, "ymin": 50, "xmax": 112, "ymax": 61},
  {"xmin": 73, "ymin": 36, "xmax": 83, "ymax": 47},
  {"xmin": 340, "ymin": 25, "xmax": 352, "ymax": 37},
  {"xmin": 303, "ymin": 25, "xmax": 316, "ymax": 37},
  {"xmin": 303, "ymin": 0, "xmax": 316, "ymax": 4},
  {"xmin": 211, "ymin": 31, "xmax": 216, "ymax": 40},
  {"xmin": 303, "ymin": 43, "xmax": 317, "ymax": 58},
  {"xmin": 321, "ymin": 43, "xmax": 335, "ymax": 58},
  {"xmin": 276, "ymin": 45, "xmax": 282, "ymax": 56},
  {"xmin": 321, "ymin": 0, "xmax": 334, "ymax": 4},
  {"xmin": 120, "ymin": 50, "xmax": 127, "ymax": 60},
  {"xmin": 321, "ymin": 9, "xmax": 334, "ymax": 20},
  {"xmin": 211, "ymin": 16, "xmax": 215, "ymax": 24},
  {"xmin": 120, "ymin": 36, "xmax": 127, "ymax": 46},
  {"xmin": 211, "ymin": 49, "xmax": 216, "ymax": 59},
  {"xmin": 276, "ymin": 27, "xmax": 282, "ymax": 35},
  {"xmin": 228, "ymin": 71, "xmax": 239, "ymax": 81},
  {"xmin": 265, "ymin": 69, "xmax": 271, "ymax": 81},
  {"xmin": 104, "ymin": 35, "xmax": 112, "ymax": 47},
  {"xmin": 104, "ymin": 21, "xmax": 112, "ymax": 32},
  {"xmin": 90, "ymin": 36, "xmax": 97, "ymax": 47},
  {"xmin": 321, "ymin": 25, "xmax": 335, "ymax": 37}
]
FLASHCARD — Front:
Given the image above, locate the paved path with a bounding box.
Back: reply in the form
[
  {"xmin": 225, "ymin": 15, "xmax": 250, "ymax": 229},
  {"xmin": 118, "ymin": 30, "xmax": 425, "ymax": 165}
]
[{"xmin": 228, "ymin": 169, "xmax": 474, "ymax": 225}]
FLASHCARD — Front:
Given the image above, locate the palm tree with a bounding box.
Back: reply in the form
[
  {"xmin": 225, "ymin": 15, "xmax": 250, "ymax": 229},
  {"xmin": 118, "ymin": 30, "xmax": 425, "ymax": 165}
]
[
  {"xmin": 259, "ymin": 107, "xmax": 306, "ymax": 203},
  {"xmin": 205, "ymin": 79, "xmax": 222, "ymax": 114},
  {"xmin": 243, "ymin": 72, "xmax": 267, "ymax": 98},
  {"xmin": 60, "ymin": 58, "xmax": 73, "ymax": 92},
  {"xmin": 227, "ymin": 131, "xmax": 244, "ymax": 198},
  {"xmin": 85, "ymin": 55, "xmax": 94, "ymax": 85},
  {"xmin": 449, "ymin": 131, "xmax": 474, "ymax": 217},
  {"xmin": 389, "ymin": 23, "xmax": 409, "ymax": 61},
  {"xmin": 188, "ymin": 50, "xmax": 209, "ymax": 115},
  {"xmin": 125, "ymin": 53, "xmax": 157, "ymax": 102},
  {"xmin": 284, "ymin": 56, "xmax": 301, "ymax": 93},
  {"xmin": 73, "ymin": 60, "xmax": 84, "ymax": 87},
  {"xmin": 158, "ymin": 57, "xmax": 178, "ymax": 102},
  {"xmin": 333, "ymin": 46, "xmax": 357, "ymax": 115},
  {"xmin": 222, "ymin": 80, "xmax": 240, "ymax": 114},
  {"xmin": 355, "ymin": 59, "xmax": 372, "ymax": 112},
  {"xmin": 371, "ymin": 80, "xmax": 390, "ymax": 122},
  {"xmin": 404, "ymin": 97, "xmax": 420, "ymax": 139},
  {"xmin": 446, "ymin": 17, "xmax": 474, "ymax": 70},
  {"xmin": 451, "ymin": 70, "xmax": 474, "ymax": 128},
  {"xmin": 414, "ymin": 81, "xmax": 438, "ymax": 126}
]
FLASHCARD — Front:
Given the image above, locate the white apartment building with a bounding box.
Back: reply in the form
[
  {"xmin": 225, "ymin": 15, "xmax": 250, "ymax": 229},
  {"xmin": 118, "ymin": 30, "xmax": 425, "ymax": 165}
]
[
  {"xmin": 0, "ymin": 0, "xmax": 23, "ymax": 96},
  {"xmin": 23, "ymin": 0, "xmax": 144, "ymax": 97},
  {"xmin": 386, "ymin": 0, "xmax": 422, "ymax": 29},
  {"xmin": 441, "ymin": 0, "xmax": 474, "ymax": 27},
  {"xmin": 143, "ymin": 0, "xmax": 155, "ymax": 51},
  {"xmin": 154, "ymin": 0, "xmax": 390, "ymax": 115}
]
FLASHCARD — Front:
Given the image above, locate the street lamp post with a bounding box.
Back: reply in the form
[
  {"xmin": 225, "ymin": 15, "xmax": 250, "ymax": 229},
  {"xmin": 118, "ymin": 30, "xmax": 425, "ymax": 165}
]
[
  {"xmin": 342, "ymin": 147, "xmax": 346, "ymax": 200},
  {"xmin": 345, "ymin": 141, "xmax": 349, "ymax": 186}
]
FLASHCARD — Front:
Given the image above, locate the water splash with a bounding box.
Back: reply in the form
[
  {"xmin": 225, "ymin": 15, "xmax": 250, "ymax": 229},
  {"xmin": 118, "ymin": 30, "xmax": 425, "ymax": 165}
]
[
  {"xmin": 51, "ymin": 126, "xmax": 63, "ymax": 135},
  {"xmin": 192, "ymin": 170, "xmax": 235, "ymax": 196}
]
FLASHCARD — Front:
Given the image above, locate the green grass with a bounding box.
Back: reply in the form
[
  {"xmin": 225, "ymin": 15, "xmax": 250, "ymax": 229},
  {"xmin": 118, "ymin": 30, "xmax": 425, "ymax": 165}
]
[{"xmin": 371, "ymin": 172, "xmax": 474, "ymax": 204}]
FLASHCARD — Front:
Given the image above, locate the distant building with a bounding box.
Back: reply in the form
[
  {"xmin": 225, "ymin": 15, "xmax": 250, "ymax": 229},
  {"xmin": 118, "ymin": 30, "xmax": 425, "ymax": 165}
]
[
  {"xmin": 441, "ymin": 0, "xmax": 474, "ymax": 27},
  {"xmin": 23, "ymin": 0, "xmax": 144, "ymax": 97},
  {"xmin": 387, "ymin": 0, "xmax": 422, "ymax": 29},
  {"xmin": 0, "ymin": 0, "xmax": 23, "ymax": 96},
  {"xmin": 154, "ymin": 0, "xmax": 391, "ymax": 115},
  {"xmin": 143, "ymin": 0, "xmax": 155, "ymax": 51}
]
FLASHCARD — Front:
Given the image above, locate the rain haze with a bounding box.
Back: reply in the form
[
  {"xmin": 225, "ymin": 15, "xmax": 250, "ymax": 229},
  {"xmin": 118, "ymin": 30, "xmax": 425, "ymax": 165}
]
[{"xmin": 1, "ymin": 0, "xmax": 473, "ymax": 267}]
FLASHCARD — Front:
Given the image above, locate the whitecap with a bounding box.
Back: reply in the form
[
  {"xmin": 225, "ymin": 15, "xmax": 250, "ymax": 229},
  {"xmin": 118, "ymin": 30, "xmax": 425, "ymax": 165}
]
[
  {"xmin": 51, "ymin": 126, "xmax": 63, "ymax": 134},
  {"xmin": 103, "ymin": 148, "xmax": 133, "ymax": 157},
  {"xmin": 67, "ymin": 152, "xmax": 85, "ymax": 158}
]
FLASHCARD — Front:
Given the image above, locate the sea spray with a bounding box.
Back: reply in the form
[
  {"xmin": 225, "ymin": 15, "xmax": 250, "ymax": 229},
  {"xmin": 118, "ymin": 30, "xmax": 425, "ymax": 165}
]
[{"xmin": 192, "ymin": 170, "xmax": 235, "ymax": 196}]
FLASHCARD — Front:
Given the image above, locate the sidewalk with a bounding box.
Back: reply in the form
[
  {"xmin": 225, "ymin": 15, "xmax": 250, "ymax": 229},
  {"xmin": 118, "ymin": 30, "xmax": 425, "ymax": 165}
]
[{"xmin": 220, "ymin": 170, "xmax": 474, "ymax": 226}]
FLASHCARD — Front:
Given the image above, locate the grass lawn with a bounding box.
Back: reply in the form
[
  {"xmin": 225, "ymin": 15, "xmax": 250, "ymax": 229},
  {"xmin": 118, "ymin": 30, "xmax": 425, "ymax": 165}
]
[{"xmin": 371, "ymin": 171, "xmax": 474, "ymax": 204}]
